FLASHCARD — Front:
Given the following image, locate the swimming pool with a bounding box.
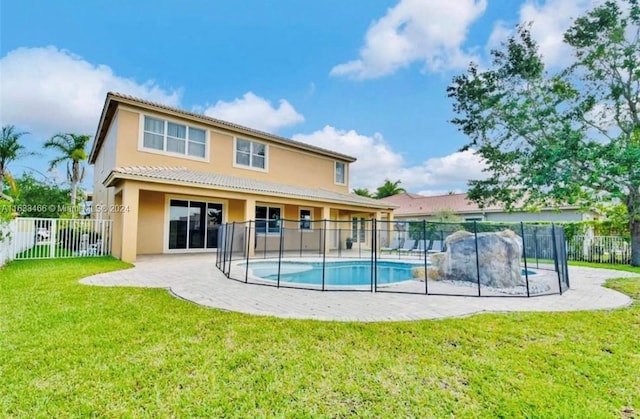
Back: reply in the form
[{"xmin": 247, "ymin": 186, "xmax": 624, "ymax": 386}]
[
  {"xmin": 248, "ymin": 260, "xmax": 420, "ymax": 286},
  {"xmin": 246, "ymin": 260, "xmax": 537, "ymax": 287}
]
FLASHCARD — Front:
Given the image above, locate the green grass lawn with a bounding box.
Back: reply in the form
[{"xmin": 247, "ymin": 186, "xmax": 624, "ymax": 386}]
[{"xmin": 1, "ymin": 258, "xmax": 639, "ymax": 418}]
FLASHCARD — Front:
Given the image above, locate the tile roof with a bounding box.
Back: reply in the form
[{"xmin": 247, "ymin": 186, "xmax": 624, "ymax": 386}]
[
  {"xmin": 106, "ymin": 166, "xmax": 396, "ymax": 209},
  {"xmin": 381, "ymin": 192, "xmax": 497, "ymax": 216},
  {"xmin": 382, "ymin": 192, "xmax": 580, "ymax": 216},
  {"xmin": 90, "ymin": 92, "xmax": 356, "ymax": 164}
]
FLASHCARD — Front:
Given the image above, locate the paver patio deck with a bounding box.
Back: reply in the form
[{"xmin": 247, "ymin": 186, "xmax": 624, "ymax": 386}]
[{"xmin": 80, "ymin": 254, "xmax": 637, "ymax": 322}]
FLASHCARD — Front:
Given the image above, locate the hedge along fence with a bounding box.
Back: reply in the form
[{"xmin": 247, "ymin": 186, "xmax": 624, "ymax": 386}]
[{"xmin": 553, "ymin": 221, "xmax": 630, "ymax": 241}]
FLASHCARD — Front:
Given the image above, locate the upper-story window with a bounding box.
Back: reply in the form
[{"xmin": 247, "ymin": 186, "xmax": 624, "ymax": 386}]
[
  {"xmin": 235, "ymin": 138, "xmax": 266, "ymax": 170},
  {"xmin": 335, "ymin": 161, "xmax": 346, "ymax": 184},
  {"xmin": 143, "ymin": 116, "xmax": 207, "ymax": 158}
]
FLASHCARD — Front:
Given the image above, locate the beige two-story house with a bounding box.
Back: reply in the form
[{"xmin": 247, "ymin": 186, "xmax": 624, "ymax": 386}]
[{"xmin": 90, "ymin": 92, "xmax": 394, "ymax": 262}]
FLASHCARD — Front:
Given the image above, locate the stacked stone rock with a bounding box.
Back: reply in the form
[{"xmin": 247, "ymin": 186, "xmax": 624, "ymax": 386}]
[{"xmin": 426, "ymin": 229, "xmax": 525, "ymax": 288}]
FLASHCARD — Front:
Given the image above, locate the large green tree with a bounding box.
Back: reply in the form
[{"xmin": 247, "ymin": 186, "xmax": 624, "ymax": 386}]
[
  {"xmin": 0, "ymin": 125, "xmax": 30, "ymax": 191},
  {"xmin": 375, "ymin": 179, "xmax": 406, "ymax": 199},
  {"xmin": 448, "ymin": 0, "xmax": 640, "ymax": 265},
  {"xmin": 8, "ymin": 173, "xmax": 71, "ymax": 218},
  {"xmin": 44, "ymin": 133, "xmax": 91, "ymax": 215}
]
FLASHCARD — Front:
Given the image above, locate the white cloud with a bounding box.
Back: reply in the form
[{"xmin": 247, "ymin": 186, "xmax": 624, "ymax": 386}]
[
  {"xmin": 202, "ymin": 92, "xmax": 304, "ymax": 133},
  {"xmin": 418, "ymin": 149, "xmax": 487, "ymax": 185},
  {"xmin": 0, "ymin": 46, "xmax": 181, "ymax": 138},
  {"xmin": 292, "ymin": 126, "xmax": 487, "ymax": 192},
  {"xmin": 330, "ymin": 0, "xmax": 487, "ymax": 79},
  {"xmin": 520, "ymin": 0, "xmax": 602, "ymax": 67},
  {"xmin": 293, "ymin": 126, "xmax": 404, "ymax": 189},
  {"xmin": 486, "ymin": 20, "xmax": 513, "ymax": 53}
]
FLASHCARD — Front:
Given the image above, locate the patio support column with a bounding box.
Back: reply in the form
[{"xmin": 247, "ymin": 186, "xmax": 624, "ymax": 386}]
[
  {"xmin": 383, "ymin": 211, "xmax": 394, "ymax": 247},
  {"xmin": 111, "ymin": 192, "xmax": 123, "ymax": 259},
  {"xmin": 120, "ymin": 183, "xmax": 140, "ymax": 263},
  {"xmin": 322, "ymin": 206, "xmax": 331, "ymax": 252},
  {"xmin": 244, "ymin": 198, "xmax": 256, "ymax": 257},
  {"xmin": 374, "ymin": 211, "xmax": 385, "ymax": 254}
]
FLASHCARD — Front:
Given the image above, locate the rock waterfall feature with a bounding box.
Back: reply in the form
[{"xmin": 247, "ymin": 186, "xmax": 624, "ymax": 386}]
[{"xmin": 427, "ymin": 229, "xmax": 524, "ymax": 288}]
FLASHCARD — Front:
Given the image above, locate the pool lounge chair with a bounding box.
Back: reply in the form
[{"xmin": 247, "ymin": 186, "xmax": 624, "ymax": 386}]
[
  {"xmin": 86, "ymin": 239, "xmax": 103, "ymax": 256},
  {"xmin": 381, "ymin": 239, "xmax": 401, "ymax": 253},
  {"xmin": 428, "ymin": 239, "xmax": 444, "ymax": 253},
  {"xmin": 397, "ymin": 239, "xmax": 416, "ymax": 254},
  {"xmin": 410, "ymin": 239, "xmax": 427, "ymax": 254}
]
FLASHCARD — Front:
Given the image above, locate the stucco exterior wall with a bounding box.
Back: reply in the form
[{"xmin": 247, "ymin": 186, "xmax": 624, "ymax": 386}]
[
  {"xmin": 111, "ymin": 107, "xmax": 349, "ymax": 193},
  {"xmin": 227, "ymin": 199, "xmax": 245, "ymax": 222},
  {"xmin": 137, "ymin": 190, "xmax": 165, "ymax": 254},
  {"xmin": 92, "ymin": 112, "xmax": 119, "ymax": 220},
  {"xmin": 112, "ymin": 191, "xmax": 123, "ymax": 259}
]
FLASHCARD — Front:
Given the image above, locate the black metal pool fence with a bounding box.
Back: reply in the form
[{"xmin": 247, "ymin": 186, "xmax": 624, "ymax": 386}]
[{"xmin": 215, "ymin": 219, "xmax": 570, "ymax": 297}]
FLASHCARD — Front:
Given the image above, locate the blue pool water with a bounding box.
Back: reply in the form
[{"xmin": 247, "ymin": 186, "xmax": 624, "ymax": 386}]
[
  {"xmin": 247, "ymin": 260, "xmax": 537, "ymax": 286},
  {"xmin": 249, "ymin": 260, "xmax": 419, "ymax": 286}
]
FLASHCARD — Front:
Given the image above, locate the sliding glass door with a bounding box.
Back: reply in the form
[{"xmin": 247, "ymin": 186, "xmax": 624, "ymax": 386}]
[
  {"xmin": 168, "ymin": 199, "xmax": 223, "ymax": 250},
  {"xmin": 352, "ymin": 216, "xmax": 367, "ymax": 243},
  {"xmin": 169, "ymin": 200, "xmax": 188, "ymax": 249}
]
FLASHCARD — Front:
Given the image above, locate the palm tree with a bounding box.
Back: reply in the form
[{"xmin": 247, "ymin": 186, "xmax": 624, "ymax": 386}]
[
  {"xmin": 0, "ymin": 125, "xmax": 30, "ymax": 191},
  {"xmin": 44, "ymin": 133, "xmax": 91, "ymax": 215},
  {"xmin": 375, "ymin": 179, "xmax": 406, "ymax": 199},
  {"xmin": 352, "ymin": 188, "xmax": 372, "ymax": 198}
]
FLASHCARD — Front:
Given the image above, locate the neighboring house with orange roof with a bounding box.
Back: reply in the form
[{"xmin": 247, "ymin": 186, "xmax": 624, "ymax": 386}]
[
  {"xmin": 381, "ymin": 192, "xmax": 596, "ymax": 223},
  {"xmin": 90, "ymin": 92, "xmax": 395, "ymax": 262}
]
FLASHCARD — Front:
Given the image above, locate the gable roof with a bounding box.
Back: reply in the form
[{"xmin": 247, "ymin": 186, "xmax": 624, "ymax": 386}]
[
  {"xmin": 381, "ymin": 192, "xmax": 579, "ymax": 217},
  {"xmin": 89, "ymin": 92, "xmax": 357, "ymax": 164},
  {"xmin": 105, "ymin": 166, "xmax": 396, "ymax": 210}
]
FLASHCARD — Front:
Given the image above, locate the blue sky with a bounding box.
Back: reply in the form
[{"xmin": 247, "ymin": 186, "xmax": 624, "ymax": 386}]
[{"xmin": 0, "ymin": 0, "xmax": 606, "ymax": 194}]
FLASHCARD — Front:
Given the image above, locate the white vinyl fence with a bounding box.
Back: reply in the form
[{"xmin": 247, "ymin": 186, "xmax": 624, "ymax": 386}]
[
  {"xmin": 9, "ymin": 217, "xmax": 113, "ymax": 260},
  {"xmin": 566, "ymin": 235, "xmax": 631, "ymax": 264},
  {"xmin": 524, "ymin": 233, "xmax": 631, "ymax": 265}
]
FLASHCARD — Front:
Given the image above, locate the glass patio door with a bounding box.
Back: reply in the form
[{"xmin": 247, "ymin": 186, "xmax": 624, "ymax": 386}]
[
  {"xmin": 169, "ymin": 200, "xmax": 188, "ymax": 249},
  {"xmin": 169, "ymin": 199, "xmax": 223, "ymax": 250},
  {"xmin": 352, "ymin": 216, "xmax": 367, "ymax": 243}
]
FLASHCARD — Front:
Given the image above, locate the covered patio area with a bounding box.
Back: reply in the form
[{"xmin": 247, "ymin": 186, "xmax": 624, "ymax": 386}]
[{"xmin": 103, "ymin": 167, "xmax": 394, "ymax": 262}]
